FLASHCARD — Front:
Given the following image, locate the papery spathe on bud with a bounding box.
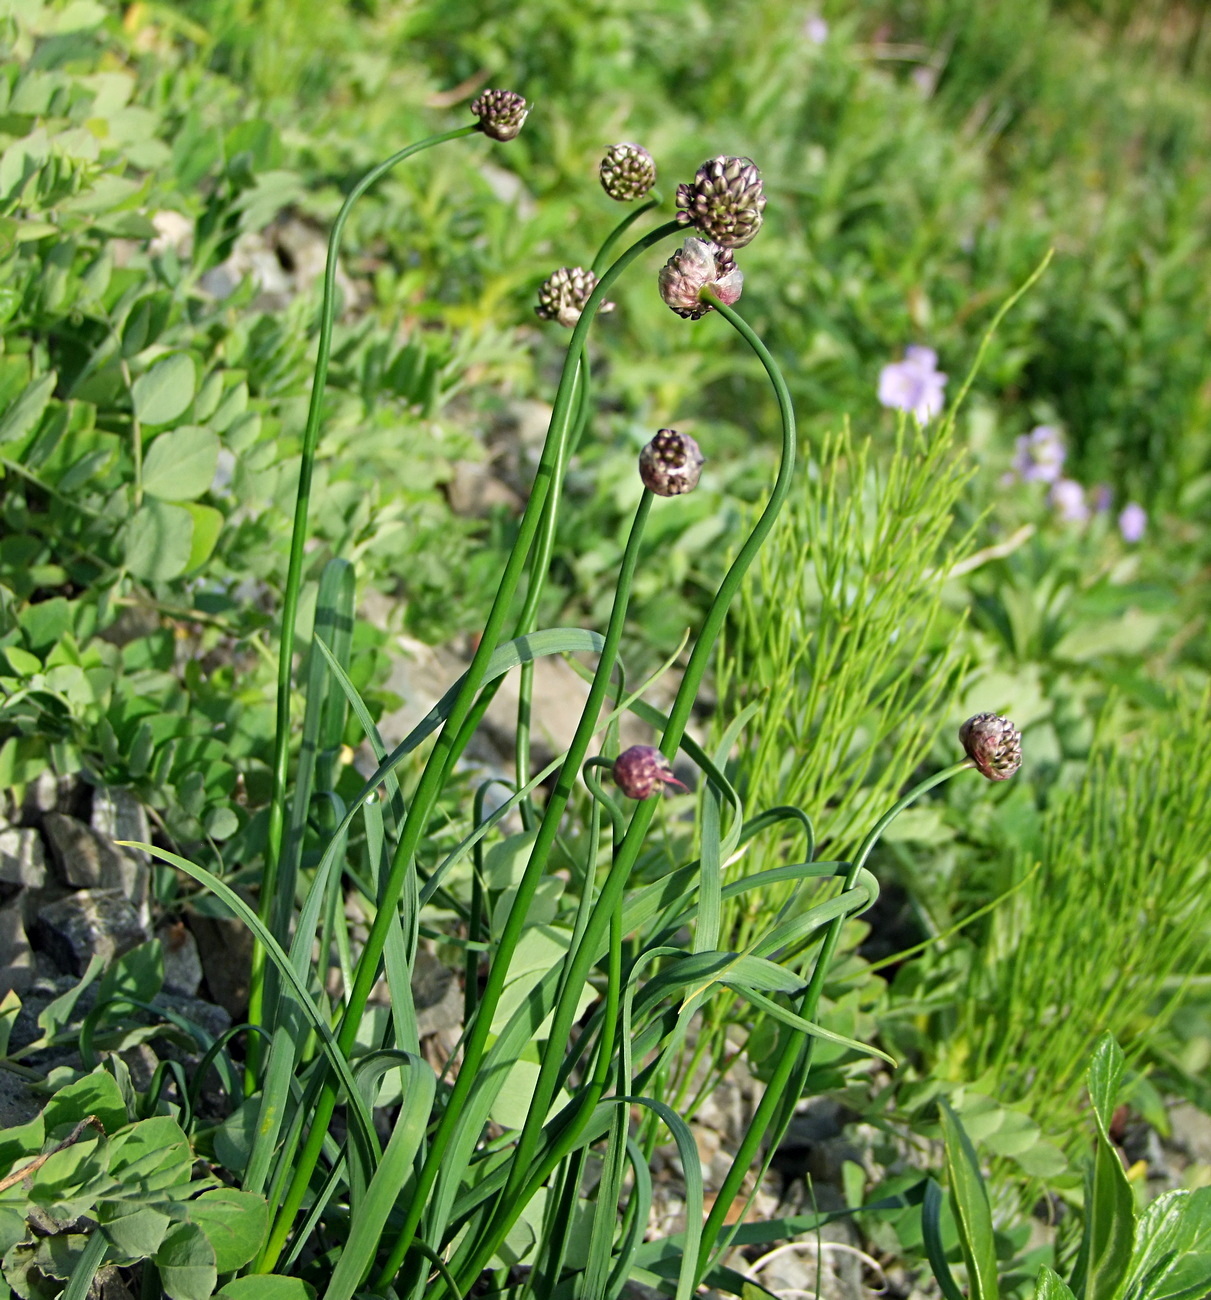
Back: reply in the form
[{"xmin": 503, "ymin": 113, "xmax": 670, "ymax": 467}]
[
  {"xmin": 600, "ymin": 143, "xmax": 657, "ymax": 202},
  {"xmin": 639, "ymin": 429, "xmax": 704, "ymax": 497},
  {"xmin": 535, "ymin": 266, "xmax": 615, "ymax": 329},
  {"xmin": 959, "ymin": 713, "xmax": 1022, "ymax": 781},
  {"xmin": 658, "ymin": 238, "xmax": 743, "ymax": 320},
  {"xmin": 675, "ymin": 155, "xmax": 766, "ymax": 248},
  {"xmin": 612, "ymin": 745, "xmax": 686, "ymax": 799},
  {"xmin": 471, "ymin": 89, "xmax": 529, "ymax": 141}
]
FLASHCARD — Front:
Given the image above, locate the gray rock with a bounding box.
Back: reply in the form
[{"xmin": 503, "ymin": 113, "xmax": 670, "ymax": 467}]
[
  {"xmin": 1169, "ymin": 1101, "xmax": 1211, "ymax": 1166},
  {"xmin": 0, "ymin": 1065, "xmax": 41, "ymax": 1127},
  {"xmin": 155, "ymin": 920, "xmax": 203, "ymax": 997},
  {"xmin": 21, "ymin": 770, "xmax": 73, "ymax": 817},
  {"xmin": 90, "ymin": 787, "xmax": 150, "ymax": 865},
  {"xmin": 34, "ymin": 890, "xmax": 148, "ymax": 975},
  {"xmin": 187, "ymin": 910, "xmax": 253, "ymax": 1020},
  {"xmin": 412, "ymin": 948, "xmax": 462, "ymax": 1038},
  {"xmin": 0, "ymin": 825, "xmax": 46, "ymax": 888},
  {"xmin": 42, "ymin": 813, "xmax": 149, "ymax": 927},
  {"xmin": 0, "ymin": 895, "xmax": 34, "ymax": 995}
]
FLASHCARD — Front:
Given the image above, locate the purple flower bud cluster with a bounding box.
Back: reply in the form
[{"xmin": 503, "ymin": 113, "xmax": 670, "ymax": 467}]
[
  {"xmin": 658, "ymin": 238, "xmax": 744, "ymax": 319},
  {"xmin": 877, "ymin": 346, "xmax": 947, "ymax": 424},
  {"xmin": 639, "ymin": 429, "xmax": 705, "ymax": 496},
  {"xmin": 535, "ymin": 267, "xmax": 615, "ymax": 328},
  {"xmin": 471, "ymin": 89, "xmax": 529, "ymax": 142},
  {"xmin": 959, "ymin": 713, "xmax": 1022, "ymax": 781},
  {"xmin": 612, "ymin": 745, "xmax": 687, "ymax": 800},
  {"xmin": 1012, "ymin": 425, "xmax": 1066, "ymax": 483}
]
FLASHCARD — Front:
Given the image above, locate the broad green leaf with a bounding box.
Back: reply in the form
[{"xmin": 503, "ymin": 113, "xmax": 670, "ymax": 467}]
[
  {"xmin": 172, "ymin": 1189, "xmax": 268, "ymax": 1272},
  {"xmin": 1087, "ymin": 1034, "xmax": 1126, "ymax": 1140},
  {"xmin": 43, "ymin": 1069, "xmax": 127, "ymax": 1136},
  {"xmin": 0, "ymin": 371, "xmax": 55, "ymax": 445},
  {"xmin": 940, "ymin": 1100, "xmax": 999, "ymax": 1300},
  {"xmin": 183, "ymin": 503, "xmax": 223, "ymax": 570},
  {"xmin": 0, "ymin": 989, "xmax": 22, "ymax": 1058},
  {"xmin": 1117, "ymin": 1188, "xmax": 1211, "ymax": 1300},
  {"xmin": 1032, "ymin": 1265, "xmax": 1077, "ymax": 1300},
  {"xmin": 0, "ymin": 1114, "xmax": 43, "ymax": 1174},
  {"xmin": 155, "ymin": 1221, "xmax": 217, "ymax": 1300},
  {"xmin": 107, "ymin": 1116, "xmax": 192, "ymax": 1187},
  {"xmin": 132, "ymin": 354, "xmax": 196, "ymax": 427},
  {"xmin": 142, "ymin": 426, "xmax": 220, "ymax": 501},
  {"xmin": 217, "ymin": 1278, "xmax": 316, "ymax": 1298},
  {"xmin": 125, "ymin": 500, "xmax": 194, "ymax": 583},
  {"xmin": 98, "ymin": 1206, "xmax": 170, "ymax": 1261},
  {"xmin": 1071, "ymin": 1040, "xmax": 1134, "ymax": 1300},
  {"xmin": 98, "ymin": 939, "xmax": 164, "ymax": 1007}
]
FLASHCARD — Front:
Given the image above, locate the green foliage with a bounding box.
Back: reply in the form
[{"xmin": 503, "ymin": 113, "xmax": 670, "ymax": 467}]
[
  {"xmin": 0, "ymin": 1068, "xmax": 268, "ymax": 1300},
  {"xmin": 924, "ymin": 1039, "xmax": 1211, "ymax": 1300}
]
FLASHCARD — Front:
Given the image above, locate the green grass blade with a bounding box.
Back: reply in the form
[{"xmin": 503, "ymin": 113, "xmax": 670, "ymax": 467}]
[
  {"xmin": 728, "ymin": 985, "xmax": 896, "ymax": 1066},
  {"xmin": 322, "ymin": 1053, "xmax": 436, "ymax": 1300},
  {"xmin": 922, "ymin": 1177, "xmax": 967, "ymax": 1300}
]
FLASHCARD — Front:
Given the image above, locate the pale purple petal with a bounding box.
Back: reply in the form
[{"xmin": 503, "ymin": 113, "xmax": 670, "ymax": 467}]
[
  {"xmin": 1050, "ymin": 478, "xmax": 1089, "ymax": 524},
  {"xmin": 804, "ymin": 15, "xmax": 829, "ymax": 43},
  {"xmin": 878, "ymin": 346, "xmax": 947, "ymax": 424},
  {"xmin": 1118, "ymin": 502, "xmax": 1146, "ymax": 543}
]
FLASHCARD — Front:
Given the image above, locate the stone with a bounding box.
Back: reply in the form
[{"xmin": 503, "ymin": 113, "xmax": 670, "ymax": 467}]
[
  {"xmin": 42, "ymin": 813, "xmax": 149, "ymax": 927},
  {"xmin": 34, "ymin": 890, "xmax": 148, "ymax": 975},
  {"xmin": 0, "ymin": 825, "xmax": 46, "ymax": 888},
  {"xmin": 0, "ymin": 895, "xmax": 34, "ymax": 995},
  {"xmin": 187, "ymin": 910, "xmax": 254, "ymax": 1020},
  {"xmin": 21, "ymin": 770, "xmax": 72, "ymax": 817},
  {"xmin": 156, "ymin": 920, "xmax": 203, "ymax": 997},
  {"xmin": 412, "ymin": 949, "xmax": 462, "ymax": 1038},
  {"xmin": 90, "ymin": 786, "xmax": 151, "ymax": 864}
]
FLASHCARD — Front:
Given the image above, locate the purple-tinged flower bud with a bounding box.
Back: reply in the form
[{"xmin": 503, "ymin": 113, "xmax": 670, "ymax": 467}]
[
  {"xmin": 658, "ymin": 238, "xmax": 744, "ymax": 320},
  {"xmin": 640, "ymin": 429, "xmax": 704, "ymax": 497},
  {"xmin": 675, "ymin": 155, "xmax": 766, "ymax": 248},
  {"xmin": 612, "ymin": 745, "xmax": 687, "ymax": 800},
  {"xmin": 535, "ymin": 267, "xmax": 615, "ymax": 329},
  {"xmin": 471, "ymin": 89, "xmax": 529, "ymax": 142},
  {"xmin": 960, "ymin": 713, "xmax": 1022, "ymax": 782},
  {"xmin": 600, "ymin": 143, "xmax": 657, "ymax": 202}
]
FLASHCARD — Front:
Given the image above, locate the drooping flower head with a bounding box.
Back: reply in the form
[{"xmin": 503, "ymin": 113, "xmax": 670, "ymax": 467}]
[
  {"xmin": 877, "ymin": 346, "xmax": 947, "ymax": 424},
  {"xmin": 1012, "ymin": 425, "xmax": 1066, "ymax": 484},
  {"xmin": 960, "ymin": 713, "xmax": 1022, "ymax": 782},
  {"xmin": 471, "ymin": 89, "xmax": 529, "ymax": 142},
  {"xmin": 600, "ymin": 143, "xmax": 657, "ymax": 202},
  {"xmin": 639, "ymin": 429, "xmax": 705, "ymax": 497},
  {"xmin": 535, "ymin": 267, "xmax": 614, "ymax": 329},
  {"xmin": 658, "ymin": 238, "xmax": 743, "ymax": 320},
  {"xmin": 1050, "ymin": 478, "xmax": 1090, "ymax": 524},
  {"xmin": 1119, "ymin": 502, "xmax": 1146, "ymax": 543},
  {"xmin": 612, "ymin": 745, "xmax": 687, "ymax": 800},
  {"xmin": 675, "ymin": 156, "xmax": 766, "ymax": 248}
]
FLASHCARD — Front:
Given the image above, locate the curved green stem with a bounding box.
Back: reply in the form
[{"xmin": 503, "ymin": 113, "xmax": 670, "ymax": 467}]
[
  {"xmin": 261, "ymin": 220, "xmax": 682, "ymax": 1276},
  {"xmin": 378, "ymin": 489, "xmax": 656, "ymax": 1294},
  {"xmin": 592, "ymin": 195, "xmax": 662, "ymax": 274},
  {"xmin": 474, "ymin": 294, "xmax": 797, "ymax": 1294},
  {"xmin": 252, "ymin": 124, "xmax": 477, "ymax": 1062},
  {"xmin": 694, "ymin": 759, "xmax": 975, "ymax": 1279}
]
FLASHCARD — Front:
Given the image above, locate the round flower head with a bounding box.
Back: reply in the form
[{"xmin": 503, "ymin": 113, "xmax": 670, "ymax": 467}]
[
  {"xmin": 675, "ymin": 155, "xmax": 766, "ymax": 248},
  {"xmin": 959, "ymin": 713, "xmax": 1022, "ymax": 782},
  {"xmin": 658, "ymin": 238, "xmax": 744, "ymax": 320},
  {"xmin": 471, "ymin": 89, "xmax": 529, "ymax": 142},
  {"xmin": 640, "ymin": 429, "xmax": 705, "ymax": 497},
  {"xmin": 600, "ymin": 143, "xmax": 657, "ymax": 202},
  {"xmin": 612, "ymin": 745, "xmax": 686, "ymax": 800},
  {"xmin": 535, "ymin": 267, "xmax": 615, "ymax": 329}
]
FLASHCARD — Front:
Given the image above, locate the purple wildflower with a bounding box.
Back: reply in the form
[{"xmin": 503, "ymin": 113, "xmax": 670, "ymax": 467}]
[
  {"xmin": 804, "ymin": 15, "xmax": 829, "ymax": 43},
  {"xmin": 877, "ymin": 346, "xmax": 947, "ymax": 424},
  {"xmin": 1050, "ymin": 478, "xmax": 1090, "ymax": 524},
  {"xmin": 1012, "ymin": 425, "xmax": 1066, "ymax": 484},
  {"xmin": 1091, "ymin": 484, "xmax": 1114, "ymax": 513},
  {"xmin": 1118, "ymin": 502, "xmax": 1146, "ymax": 543}
]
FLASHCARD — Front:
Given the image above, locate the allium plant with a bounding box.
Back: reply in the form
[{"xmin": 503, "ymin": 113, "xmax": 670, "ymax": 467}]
[{"xmin": 115, "ymin": 107, "xmax": 1027, "ymax": 1300}]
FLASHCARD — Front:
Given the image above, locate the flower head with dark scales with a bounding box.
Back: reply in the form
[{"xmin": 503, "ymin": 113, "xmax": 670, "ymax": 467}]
[
  {"xmin": 471, "ymin": 89, "xmax": 529, "ymax": 142},
  {"xmin": 600, "ymin": 143, "xmax": 657, "ymax": 202},
  {"xmin": 675, "ymin": 156, "xmax": 766, "ymax": 248},
  {"xmin": 658, "ymin": 238, "xmax": 743, "ymax": 320},
  {"xmin": 535, "ymin": 267, "xmax": 614, "ymax": 329},
  {"xmin": 612, "ymin": 745, "xmax": 687, "ymax": 800},
  {"xmin": 640, "ymin": 429, "xmax": 704, "ymax": 497},
  {"xmin": 960, "ymin": 713, "xmax": 1022, "ymax": 781}
]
